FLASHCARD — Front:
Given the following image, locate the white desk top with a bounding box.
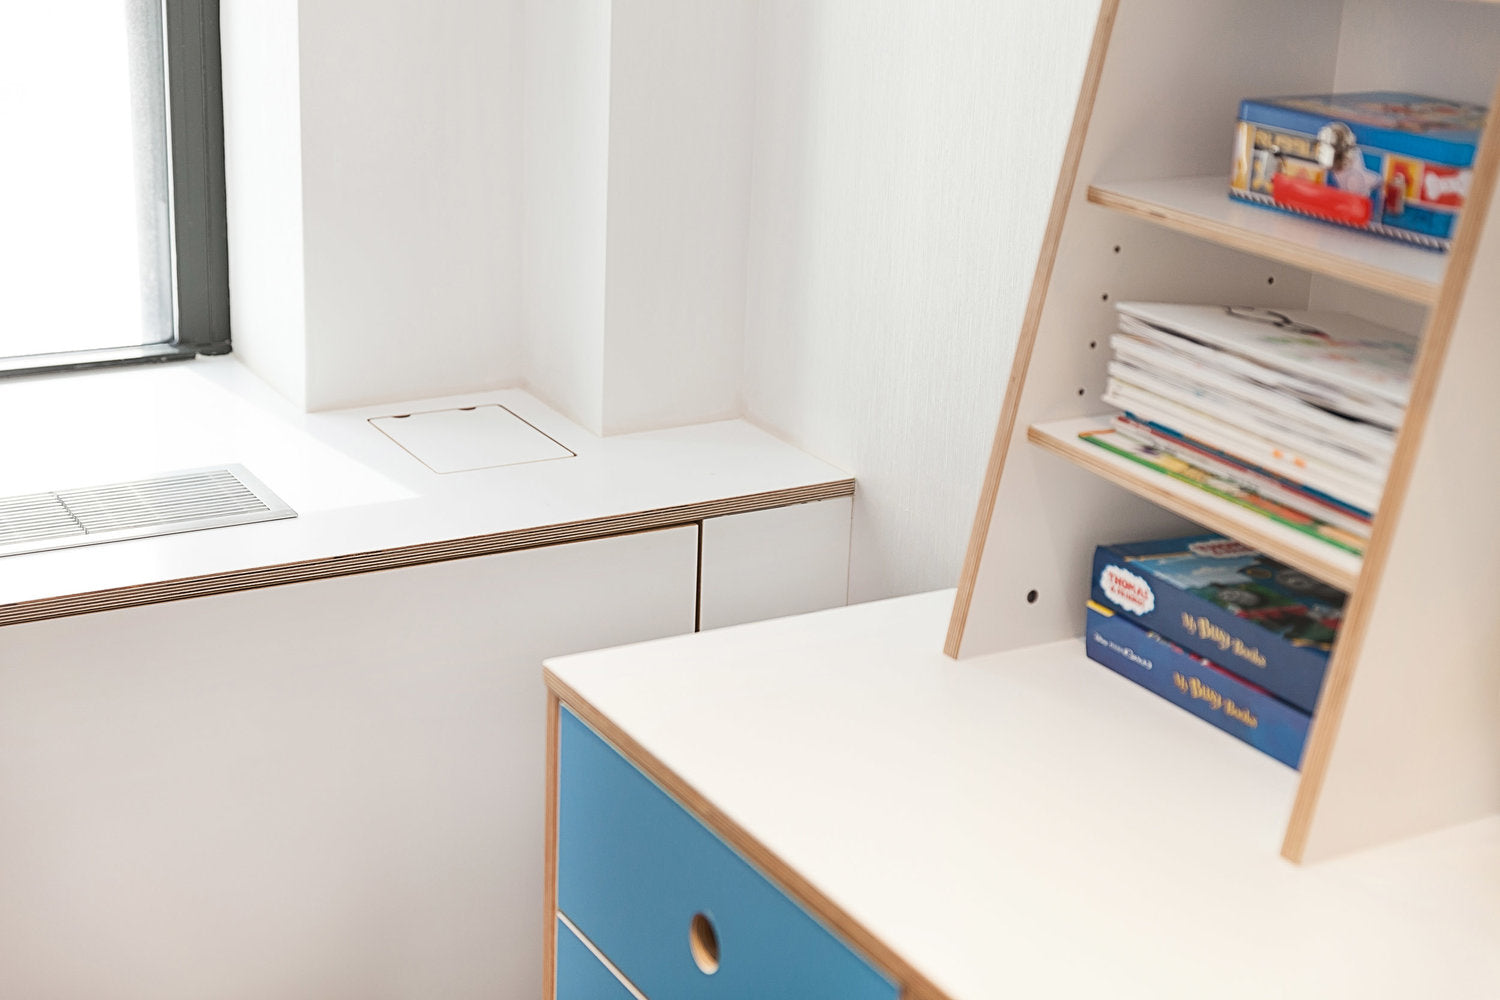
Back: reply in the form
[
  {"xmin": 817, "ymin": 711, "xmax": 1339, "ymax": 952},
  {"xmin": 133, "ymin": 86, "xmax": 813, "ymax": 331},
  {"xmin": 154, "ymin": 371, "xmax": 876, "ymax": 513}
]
[
  {"xmin": 546, "ymin": 591, "xmax": 1500, "ymax": 1000},
  {"xmin": 0, "ymin": 359, "xmax": 850, "ymax": 623}
]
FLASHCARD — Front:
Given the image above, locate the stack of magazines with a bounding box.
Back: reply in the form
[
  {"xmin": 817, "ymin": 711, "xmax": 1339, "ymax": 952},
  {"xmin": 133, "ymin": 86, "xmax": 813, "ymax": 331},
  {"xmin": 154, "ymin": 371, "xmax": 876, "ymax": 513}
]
[{"xmin": 1083, "ymin": 302, "xmax": 1418, "ymax": 554}]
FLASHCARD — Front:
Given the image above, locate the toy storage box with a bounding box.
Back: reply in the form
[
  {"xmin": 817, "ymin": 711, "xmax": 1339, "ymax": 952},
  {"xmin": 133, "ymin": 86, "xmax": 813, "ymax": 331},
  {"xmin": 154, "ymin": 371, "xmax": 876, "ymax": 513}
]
[{"xmin": 1228, "ymin": 91, "xmax": 1484, "ymax": 250}]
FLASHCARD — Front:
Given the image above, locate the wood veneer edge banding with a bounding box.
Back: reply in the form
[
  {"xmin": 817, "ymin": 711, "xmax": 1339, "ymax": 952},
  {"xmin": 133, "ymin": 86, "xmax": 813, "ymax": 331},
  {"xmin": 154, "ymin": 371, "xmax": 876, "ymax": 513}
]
[
  {"xmin": 1084, "ymin": 185, "xmax": 1440, "ymax": 306},
  {"xmin": 543, "ymin": 690, "xmax": 560, "ymax": 1000},
  {"xmin": 0, "ymin": 480, "xmax": 854, "ymax": 628},
  {"xmin": 541, "ymin": 672, "xmax": 954, "ymax": 1000},
  {"xmin": 1279, "ymin": 80, "xmax": 1500, "ymax": 863},
  {"xmin": 1027, "ymin": 424, "xmax": 1360, "ymax": 591},
  {"xmin": 944, "ymin": 0, "xmax": 1122, "ymax": 658}
]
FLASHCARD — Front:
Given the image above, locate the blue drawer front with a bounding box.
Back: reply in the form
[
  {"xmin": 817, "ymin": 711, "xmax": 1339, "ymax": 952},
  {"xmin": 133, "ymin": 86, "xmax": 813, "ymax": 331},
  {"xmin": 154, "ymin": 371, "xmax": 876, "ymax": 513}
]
[
  {"xmin": 556, "ymin": 918, "xmax": 638, "ymax": 1000},
  {"xmin": 557, "ymin": 707, "xmax": 898, "ymax": 1000}
]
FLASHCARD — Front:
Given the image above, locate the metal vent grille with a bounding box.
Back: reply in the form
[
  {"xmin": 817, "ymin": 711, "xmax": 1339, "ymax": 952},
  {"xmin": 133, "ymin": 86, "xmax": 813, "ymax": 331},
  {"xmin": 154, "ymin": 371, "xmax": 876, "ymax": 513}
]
[{"xmin": 0, "ymin": 465, "xmax": 295, "ymax": 557}]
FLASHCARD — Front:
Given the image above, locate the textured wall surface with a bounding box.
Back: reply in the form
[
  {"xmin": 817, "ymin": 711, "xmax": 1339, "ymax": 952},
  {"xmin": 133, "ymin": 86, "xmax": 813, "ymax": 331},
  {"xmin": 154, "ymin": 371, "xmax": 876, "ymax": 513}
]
[
  {"xmin": 600, "ymin": 0, "xmax": 755, "ymax": 435},
  {"xmin": 298, "ymin": 0, "xmax": 523, "ymax": 411},
  {"xmin": 221, "ymin": 0, "xmax": 310, "ymax": 409},
  {"xmin": 743, "ymin": 0, "xmax": 1100, "ymax": 601},
  {"xmin": 521, "ymin": 0, "xmax": 612, "ymax": 433}
]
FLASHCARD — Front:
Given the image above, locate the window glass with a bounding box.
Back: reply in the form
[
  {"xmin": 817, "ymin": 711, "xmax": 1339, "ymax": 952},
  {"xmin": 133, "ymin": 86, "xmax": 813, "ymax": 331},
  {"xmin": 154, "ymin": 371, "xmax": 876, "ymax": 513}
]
[{"xmin": 1, "ymin": 2, "xmax": 173, "ymax": 359}]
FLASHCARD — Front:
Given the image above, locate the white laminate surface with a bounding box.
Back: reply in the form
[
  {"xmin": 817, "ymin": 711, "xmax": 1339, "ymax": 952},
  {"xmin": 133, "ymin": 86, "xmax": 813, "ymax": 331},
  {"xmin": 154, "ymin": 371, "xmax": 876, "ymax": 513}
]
[
  {"xmin": 698, "ymin": 497, "xmax": 853, "ymax": 631},
  {"xmin": 368, "ymin": 404, "xmax": 574, "ymax": 473},
  {"xmin": 0, "ymin": 358, "xmax": 850, "ymax": 616},
  {"xmin": 546, "ymin": 591, "xmax": 1500, "ymax": 999},
  {"xmin": 1087, "ymin": 176, "xmax": 1448, "ymax": 304}
]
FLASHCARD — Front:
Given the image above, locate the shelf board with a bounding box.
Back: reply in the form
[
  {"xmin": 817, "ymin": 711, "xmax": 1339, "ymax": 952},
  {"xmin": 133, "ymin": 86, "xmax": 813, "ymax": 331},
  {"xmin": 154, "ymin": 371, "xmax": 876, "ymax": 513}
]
[
  {"xmin": 1029, "ymin": 416, "xmax": 1363, "ymax": 591},
  {"xmin": 1087, "ymin": 176, "xmax": 1446, "ymax": 306}
]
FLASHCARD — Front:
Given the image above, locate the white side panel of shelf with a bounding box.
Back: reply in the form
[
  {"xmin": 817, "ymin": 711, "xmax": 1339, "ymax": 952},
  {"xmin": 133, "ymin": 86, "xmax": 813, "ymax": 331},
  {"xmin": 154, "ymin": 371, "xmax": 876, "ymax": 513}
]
[{"xmin": 953, "ymin": 0, "xmax": 1345, "ymax": 658}]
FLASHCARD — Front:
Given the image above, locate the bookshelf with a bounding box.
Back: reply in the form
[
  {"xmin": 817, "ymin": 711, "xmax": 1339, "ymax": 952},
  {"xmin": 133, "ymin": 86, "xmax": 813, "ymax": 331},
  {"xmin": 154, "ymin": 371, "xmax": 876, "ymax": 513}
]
[{"xmin": 946, "ymin": 0, "xmax": 1500, "ymax": 863}]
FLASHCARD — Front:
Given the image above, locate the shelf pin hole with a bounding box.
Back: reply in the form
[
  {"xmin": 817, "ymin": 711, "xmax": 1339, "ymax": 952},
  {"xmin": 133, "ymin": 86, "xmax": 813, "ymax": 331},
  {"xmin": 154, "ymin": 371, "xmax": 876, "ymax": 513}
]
[{"xmin": 1026, "ymin": 589, "xmax": 1039, "ymax": 605}]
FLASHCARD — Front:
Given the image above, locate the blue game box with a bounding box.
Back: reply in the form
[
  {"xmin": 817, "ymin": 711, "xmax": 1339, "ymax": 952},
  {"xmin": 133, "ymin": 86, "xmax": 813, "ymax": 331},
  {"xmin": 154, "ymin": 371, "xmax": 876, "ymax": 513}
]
[
  {"xmin": 1090, "ymin": 535, "xmax": 1344, "ymax": 713},
  {"xmin": 1086, "ymin": 602, "xmax": 1310, "ymax": 769},
  {"xmin": 1229, "ymin": 91, "xmax": 1485, "ymax": 250}
]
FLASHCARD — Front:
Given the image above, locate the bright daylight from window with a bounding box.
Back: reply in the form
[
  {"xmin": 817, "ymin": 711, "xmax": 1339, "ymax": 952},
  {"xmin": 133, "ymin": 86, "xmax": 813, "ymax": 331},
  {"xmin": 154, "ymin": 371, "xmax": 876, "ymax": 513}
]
[{"xmin": 1, "ymin": 2, "xmax": 172, "ymax": 359}]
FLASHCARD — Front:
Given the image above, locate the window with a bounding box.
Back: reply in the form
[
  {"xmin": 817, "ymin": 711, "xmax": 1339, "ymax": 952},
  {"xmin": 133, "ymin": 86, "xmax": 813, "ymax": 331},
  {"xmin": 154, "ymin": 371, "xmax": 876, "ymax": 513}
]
[{"xmin": 1, "ymin": 1, "xmax": 227, "ymax": 376}]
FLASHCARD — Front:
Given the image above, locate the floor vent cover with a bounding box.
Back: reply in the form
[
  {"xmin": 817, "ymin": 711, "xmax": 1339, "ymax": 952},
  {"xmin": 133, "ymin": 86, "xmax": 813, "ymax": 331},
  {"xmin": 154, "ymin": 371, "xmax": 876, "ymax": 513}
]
[{"xmin": 0, "ymin": 465, "xmax": 296, "ymax": 557}]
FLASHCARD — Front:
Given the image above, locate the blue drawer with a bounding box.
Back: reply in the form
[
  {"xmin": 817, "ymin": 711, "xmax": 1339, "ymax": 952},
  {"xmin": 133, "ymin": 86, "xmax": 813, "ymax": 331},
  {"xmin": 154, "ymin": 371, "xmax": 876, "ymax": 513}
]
[
  {"xmin": 557, "ymin": 706, "xmax": 898, "ymax": 1000},
  {"xmin": 556, "ymin": 917, "xmax": 638, "ymax": 1000}
]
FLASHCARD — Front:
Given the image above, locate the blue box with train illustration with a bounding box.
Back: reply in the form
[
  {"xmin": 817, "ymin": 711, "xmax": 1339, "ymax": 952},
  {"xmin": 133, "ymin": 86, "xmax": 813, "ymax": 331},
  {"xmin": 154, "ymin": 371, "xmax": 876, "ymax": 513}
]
[
  {"xmin": 1090, "ymin": 535, "xmax": 1344, "ymax": 713},
  {"xmin": 1229, "ymin": 91, "xmax": 1485, "ymax": 250}
]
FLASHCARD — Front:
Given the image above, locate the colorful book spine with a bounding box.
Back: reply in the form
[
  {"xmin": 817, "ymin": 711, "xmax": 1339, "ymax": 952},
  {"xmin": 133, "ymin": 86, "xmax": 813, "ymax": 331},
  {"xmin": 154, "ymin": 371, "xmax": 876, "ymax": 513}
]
[
  {"xmin": 1090, "ymin": 537, "xmax": 1338, "ymax": 712},
  {"xmin": 1086, "ymin": 603, "xmax": 1310, "ymax": 769}
]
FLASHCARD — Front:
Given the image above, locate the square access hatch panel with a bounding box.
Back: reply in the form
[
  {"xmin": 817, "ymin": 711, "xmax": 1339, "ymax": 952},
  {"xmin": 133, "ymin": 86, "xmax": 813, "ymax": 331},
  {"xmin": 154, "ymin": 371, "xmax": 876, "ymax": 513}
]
[{"xmin": 369, "ymin": 405, "xmax": 575, "ymax": 474}]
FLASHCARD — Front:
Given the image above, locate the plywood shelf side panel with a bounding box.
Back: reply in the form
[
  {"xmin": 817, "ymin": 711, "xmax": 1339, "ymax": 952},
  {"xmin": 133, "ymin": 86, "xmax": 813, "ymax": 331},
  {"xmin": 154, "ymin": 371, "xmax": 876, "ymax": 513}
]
[{"xmin": 1284, "ymin": 84, "xmax": 1500, "ymax": 863}]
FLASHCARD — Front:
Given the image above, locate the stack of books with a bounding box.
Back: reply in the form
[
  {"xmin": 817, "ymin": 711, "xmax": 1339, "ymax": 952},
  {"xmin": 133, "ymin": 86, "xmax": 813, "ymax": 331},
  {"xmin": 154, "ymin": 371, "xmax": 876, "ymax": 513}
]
[
  {"xmin": 1082, "ymin": 302, "xmax": 1418, "ymax": 554},
  {"xmin": 1085, "ymin": 534, "xmax": 1346, "ymax": 768}
]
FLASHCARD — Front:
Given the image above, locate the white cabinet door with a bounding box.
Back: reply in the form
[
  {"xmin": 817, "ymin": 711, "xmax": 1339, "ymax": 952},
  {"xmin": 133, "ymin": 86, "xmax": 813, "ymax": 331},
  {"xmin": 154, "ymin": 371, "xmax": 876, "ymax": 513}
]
[
  {"xmin": 698, "ymin": 497, "xmax": 852, "ymax": 631},
  {"xmin": 0, "ymin": 526, "xmax": 698, "ymax": 1000}
]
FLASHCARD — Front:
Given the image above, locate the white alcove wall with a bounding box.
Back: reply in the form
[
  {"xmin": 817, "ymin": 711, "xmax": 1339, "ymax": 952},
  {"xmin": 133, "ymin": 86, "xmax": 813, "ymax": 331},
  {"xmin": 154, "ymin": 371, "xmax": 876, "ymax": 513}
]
[
  {"xmin": 223, "ymin": 0, "xmax": 1106, "ymax": 601},
  {"xmin": 222, "ymin": 0, "xmax": 525, "ymax": 412},
  {"xmin": 741, "ymin": 0, "xmax": 1101, "ymax": 601}
]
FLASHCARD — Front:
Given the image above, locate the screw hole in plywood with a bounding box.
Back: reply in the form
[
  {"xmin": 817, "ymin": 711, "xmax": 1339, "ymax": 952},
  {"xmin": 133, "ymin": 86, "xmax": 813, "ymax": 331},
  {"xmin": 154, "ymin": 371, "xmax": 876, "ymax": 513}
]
[
  {"xmin": 1112, "ymin": 244, "xmax": 1121, "ymax": 254},
  {"xmin": 1077, "ymin": 387, "xmax": 1086, "ymax": 396},
  {"xmin": 1026, "ymin": 589, "xmax": 1039, "ymax": 605},
  {"xmin": 1101, "ymin": 292, "xmax": 1110, "ymax": 301},
  {"xmin": 689, "ymin": 913, "xmax": 720, "ymax": 975},
  {"xmin": 1089, "ymin": 340, "xmax": 1097, "ymax": 350},
  {"xmin": 1267, "ymin": 275, "xmax": 1276, "ymax": 285}
]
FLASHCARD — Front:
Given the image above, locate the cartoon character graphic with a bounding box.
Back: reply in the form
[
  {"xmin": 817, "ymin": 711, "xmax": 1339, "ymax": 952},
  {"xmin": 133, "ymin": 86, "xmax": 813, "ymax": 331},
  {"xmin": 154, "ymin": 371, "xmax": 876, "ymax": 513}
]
[{"xmin": 1316, "ymin": 122, "xmax": 1381, "ymax": 198}]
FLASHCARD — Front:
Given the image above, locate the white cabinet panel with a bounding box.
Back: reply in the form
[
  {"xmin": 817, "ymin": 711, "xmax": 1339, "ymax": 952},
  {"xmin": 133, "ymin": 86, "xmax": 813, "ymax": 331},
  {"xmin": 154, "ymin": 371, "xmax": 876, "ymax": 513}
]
[
  {"xmin": 698, "ymin": 497, "xmax": 851, "ymax": 631},
  {"xmin": 0, "ymin": 526, "xmax": 697, "ymax": 1000}
]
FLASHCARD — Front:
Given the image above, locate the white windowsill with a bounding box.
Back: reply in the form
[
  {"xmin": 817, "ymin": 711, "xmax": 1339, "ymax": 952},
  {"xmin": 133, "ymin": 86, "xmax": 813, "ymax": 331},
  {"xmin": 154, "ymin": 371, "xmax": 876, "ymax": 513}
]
[{"xmin": 0, "ymin": 358, "xmax": 853, "ymax": 623}]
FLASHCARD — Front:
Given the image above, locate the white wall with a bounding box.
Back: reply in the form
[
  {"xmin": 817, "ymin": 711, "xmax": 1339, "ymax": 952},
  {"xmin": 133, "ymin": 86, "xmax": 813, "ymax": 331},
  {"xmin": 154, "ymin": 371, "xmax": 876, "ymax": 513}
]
[
  {"xmin": 223, "ymin": 0, "xmax": 524, "ymax": 411},
  {"xmin": 299, "ymin": 0, "xmax": 523, "ymax": 410},
  {"xmin": 600, "ymin": 0, "xmax": 754, "ymax": 434},
  {"xmin": 222, "ymin": 0, "xmax": 1104, "ymax": 595},
  {"xmin": 521, "ymin": 0, "xmax": 755, "ymax": 436},
  {"xmin": 520, "ymin": 0, "xmax": 611, "ymax": 433},
  {"xmin": 221, "ymin": 0, "xmax": 309, "ymax": 409},
  {"xmin": 742, "ymin": 0, "xmax": 1100, "ymax": 602}
]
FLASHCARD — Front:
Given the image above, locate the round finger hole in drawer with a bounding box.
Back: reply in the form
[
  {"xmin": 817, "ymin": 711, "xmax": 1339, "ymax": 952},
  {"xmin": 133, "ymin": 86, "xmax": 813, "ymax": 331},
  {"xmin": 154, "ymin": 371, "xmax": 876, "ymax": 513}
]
[{"xmin": 689, "ymin": 912, "xmax": 720, "ymax": 974}]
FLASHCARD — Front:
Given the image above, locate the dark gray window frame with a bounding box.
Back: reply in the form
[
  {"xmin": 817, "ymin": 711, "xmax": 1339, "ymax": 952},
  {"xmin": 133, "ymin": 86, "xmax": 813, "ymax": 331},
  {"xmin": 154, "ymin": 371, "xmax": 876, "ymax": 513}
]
[{"xmin": 0, "ymin": 0, "xmax": 228, "ymax": 378}]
